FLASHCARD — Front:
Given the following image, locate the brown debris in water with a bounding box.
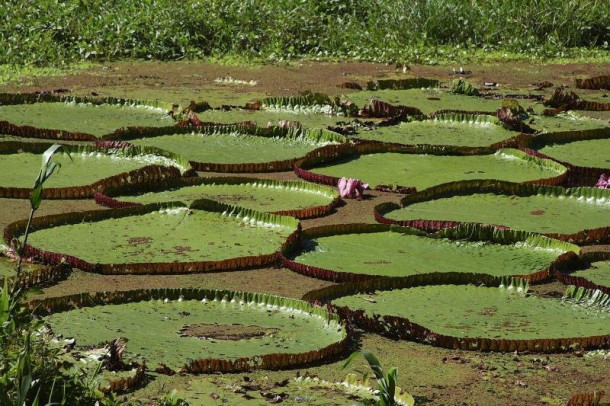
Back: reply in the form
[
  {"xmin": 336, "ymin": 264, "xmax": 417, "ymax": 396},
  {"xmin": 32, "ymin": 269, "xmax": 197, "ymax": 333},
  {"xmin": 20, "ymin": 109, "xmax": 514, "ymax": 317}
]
[{"xmin": 179, "ymin": 323, "xmax": 278, "ymax": 340}]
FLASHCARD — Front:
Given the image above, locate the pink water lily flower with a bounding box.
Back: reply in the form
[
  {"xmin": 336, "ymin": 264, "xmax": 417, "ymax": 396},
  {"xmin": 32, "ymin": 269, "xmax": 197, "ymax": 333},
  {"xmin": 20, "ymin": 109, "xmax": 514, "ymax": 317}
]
[
  {"xmin": 338, "ymin": 177, "xmax": 369, "ymax": 200},
  {"xmin": 596, "ymin": 174, "xmax": 609, "ymax": 189}
]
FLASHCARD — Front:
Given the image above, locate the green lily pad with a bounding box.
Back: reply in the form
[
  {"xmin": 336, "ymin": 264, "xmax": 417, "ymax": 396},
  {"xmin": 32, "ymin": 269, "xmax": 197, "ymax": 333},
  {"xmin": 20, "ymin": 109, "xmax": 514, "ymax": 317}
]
[
  {"xmin": 41, "ymin": 289, "xmax": 346, "ymax": 371},
  {"xmin": 102, "ymin": 178, "xmax": 338, "ymax": 217},
  {"xmin": 0, "ymin": 256, "xmax": 71, "ymax": 288},
  {"xmin": 290, "ymin": 225, "xmax": 577, "ymax": 279},
  {"xmin": 539, "ymin": 137, "xmax": 610, "ymax": 168},
  {"xmin": 384, "ymin": 184, "xmax": 610, "ymax": 236},
  {"xmin": 0, "ymin": 143, "xmax": 187, "ymax": 190},
  {"xmin": 345, "ymin": 88, "xmax": 511, "ymax": 115},
  {"xmin": 355, "ymin": 114, "xmax": 514, "ymax": 147},
  {"xmin": 0, "ymin": 98, "xmax": 174, "ymax": 137},
  {"xmin": 130, "ymin": 126, "xmax": 346, "ymax": 171},
  {"xmin": 310, "ymin": 148, "xmax": 566, "ymax": 190},
  {"xmin": 570, "ymin": 261, "xmax": 610, "ymax": 288},
  {"xmin": 333, "ymin": 284, "xmax": 610, "ymax": 340},
  {"xmin": 528, "ymin": 112, "xmax": 610, "ymax": 134},
  {"xmin": 195, "ymin": 108, "xmax": 344, "ymax": 129},
  {"xmin": 15, "ymin": 201, "xmax": 299, "ymax": 274}
]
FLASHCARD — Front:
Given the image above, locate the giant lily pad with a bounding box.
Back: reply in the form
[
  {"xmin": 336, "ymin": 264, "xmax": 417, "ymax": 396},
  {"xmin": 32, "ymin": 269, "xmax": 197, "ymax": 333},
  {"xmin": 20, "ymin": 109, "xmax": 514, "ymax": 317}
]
[
  {"xmin": 304, "ymin": 145, "xmax": 566, "ymax": 190},
  {"xmin": 345, "ymin": 88, "xmax": 511, "ymax": 115},
  {"xmin": 557, "ymin": 253, "xmax": 610, "ymax": 294},
  {"xmin": 0, "ymin": 94, "xmax": 175, "ymax": 139},
  {"xmin": 95, "ymin": 177, "xmax": 340, "ymax": 219},
  {"xmin": 355, "ymin": 114, "xmax": 515, "ymax": 147},
  {"xmin": 283, "ymin": 224, "xmax": 578, "ymax": 282},
  {"xmin": 377, "ymin": 181, "xmax": 610, "ymax": 243},
  {"xmin": 528, "ymin": 112, "xmax": 610, "ymax": 134},
  {"xmin": 569, "ymin": 261, "xmax": 610, "ymax": 289},
  {"xmin": 330, "ymin": 282, "xmax": 610, "ymax": 349},
  {"xmin": 35, "ymin": 288, "xmax": 347, "ymax": 372},
  {"xmin": 0, "ymin": 256, "xmax": 70, "ymax": 288},
  {"xmin": 0, "ymin": 142, "xmax": 188, "ymax": 199},
  {"xmin": 539, "ymin": 138, "xmax": 610, "ymax": 169},
  {"xmin": 195, "ymin": 108, "xmax": 345, "ymax": 129},
  {"xmin": 126, "ymin": 124, "xmax": 346, "ymax": 172},
  {"xmin": 5, "ymin": 200, "xmax": 299, "ymax": 274}
]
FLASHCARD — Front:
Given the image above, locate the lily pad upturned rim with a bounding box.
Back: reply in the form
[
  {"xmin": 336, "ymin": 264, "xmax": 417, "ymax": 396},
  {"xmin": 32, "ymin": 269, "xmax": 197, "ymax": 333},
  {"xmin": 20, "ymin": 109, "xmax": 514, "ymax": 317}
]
[
  {"xmin": 364, "ymin": 77, "xmax": 441, "ymax": 91},
  {"xmin": 294, "ymin": 142, "xmax": 568, "ymax": 193},
  {"xmin": 3, "ymin": 199, "xmax": 300, "ymax": 275},
  {"xmin": 374, "ymin": 179, "xmax": 610, "ymax": 244},
  {"xmin": 31, "ymin": 287, "xmax": 348, "ymax": 374},
  {"xmin": 93, "ymin": 176, "xmax": 341, "ymax": 219},
  {"xmin": 352, "ymin": 113, "xmax": 521, "ymax": 149},
  {"xmin": 556, "ymin": 250, "xmax": 610, "ymax": 295},
  {"xmin": 0, "ymin": 261, "xmax": 71, "ymax": 290},
  {"xmin": 281, "ymin": 223, "xmax": 580, "ymax": 284},
  {"xmin": 0, "ymin": 92, "xmax": 175, "ymax": 140},
  {"xmin": 303, "ymin": 273, "xmax": 610, "ymax": 353},
  {"xmin": 0, "ymin": 141, "xmax": 188, "ymax": 199},
  {"xmin": 106, "ymin": 122, "xmax": 347, "ymax": 173},
  {"xmin": 518, "ymin": 127, "xmax": 610, "ymax": 184}
]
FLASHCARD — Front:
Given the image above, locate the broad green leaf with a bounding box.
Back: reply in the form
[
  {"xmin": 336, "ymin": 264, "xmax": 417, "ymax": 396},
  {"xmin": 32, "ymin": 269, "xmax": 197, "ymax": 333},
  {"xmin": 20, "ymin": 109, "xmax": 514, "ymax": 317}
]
[{"xmin": 0, "ymin": 279, "xmax": 9, "ymax": 325}]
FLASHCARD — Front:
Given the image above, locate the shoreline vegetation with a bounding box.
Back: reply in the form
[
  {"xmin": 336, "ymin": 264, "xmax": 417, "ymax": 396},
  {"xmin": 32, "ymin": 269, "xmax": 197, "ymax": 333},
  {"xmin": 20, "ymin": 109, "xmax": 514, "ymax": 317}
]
[{"xmin": 1, "ymin": 0, "xmax": 608, "ymax": 69}]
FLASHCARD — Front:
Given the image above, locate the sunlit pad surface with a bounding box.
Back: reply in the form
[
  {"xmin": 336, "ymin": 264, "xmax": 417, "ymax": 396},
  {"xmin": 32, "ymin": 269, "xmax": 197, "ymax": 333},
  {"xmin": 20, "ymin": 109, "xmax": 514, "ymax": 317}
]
[
  {"xmin": 387, "ymin": 191, "xmax": 610, "ymax": 235},
  {"xmin": 132, "ymin": 132, "xmax": 341, "ymax": 164},
  {"xmin": 0, "ymin": 102, "xmax": 174, "ymax": 136},
  {"xmin": 26, "ymin": 206, "xmax": 294, "ymax": 265},
  {"xmin": 570, "ymin": 261, "xmax": 610, "ymax": 288},
  {"xmin": 0, "ymin": 149, "xmax": 183, "ymax": 188},
  {"xmin": 539, "ymin": 138, "xmax": 610, "ymax": 168},
  {"xmin": 310, "ymin": 149, "xmax": 566, "ymax": 189},
  {"xmin": 345, "ymin": 89, "xmax": 507, "ymax": 114},
  {"xmin": 356, "ymin": 115, "xmax": 513, "ymax": 147},
  {"xmin": 334, "ymin": 284, "xmax": 610, "ymax": 339},
  {"xmin": 293, "ymin": 230, "xmax": 573, "ymax": 278},
  {"xmin": 528, "ymin": 113, "xmax": 610, "ymax": 133},
  {"xmin": 196, "ymin": 109, "xmax": 343, "ymax": 129},
  {"xmin": 46, "ymin": 295, "xmax": 345, "ymax": 370},
  {"xmin": 117, "ymin": 181, "xmax": 336, "ymax": 212}
]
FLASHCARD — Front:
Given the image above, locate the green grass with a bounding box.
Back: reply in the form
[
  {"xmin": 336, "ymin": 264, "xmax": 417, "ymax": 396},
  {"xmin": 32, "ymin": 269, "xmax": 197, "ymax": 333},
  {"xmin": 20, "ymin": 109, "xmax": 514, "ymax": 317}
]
[{"xmin": 1, "ymin": 1, "xmax": 608, "ymax": 67}]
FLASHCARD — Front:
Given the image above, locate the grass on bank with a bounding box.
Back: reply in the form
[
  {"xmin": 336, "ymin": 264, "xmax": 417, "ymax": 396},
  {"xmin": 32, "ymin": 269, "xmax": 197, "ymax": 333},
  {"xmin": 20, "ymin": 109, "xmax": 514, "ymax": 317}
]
[{"xmin": 0, "ymin": 0, "xmax": 608, "ymax": 68}]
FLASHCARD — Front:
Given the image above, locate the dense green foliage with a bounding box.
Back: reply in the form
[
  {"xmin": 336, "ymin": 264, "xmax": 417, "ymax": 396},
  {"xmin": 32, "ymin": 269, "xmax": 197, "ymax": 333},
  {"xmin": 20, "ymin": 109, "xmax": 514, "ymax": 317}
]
[{"xmin": 1, "ymin": 0, "xmax": 608, "ymax": 66}]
